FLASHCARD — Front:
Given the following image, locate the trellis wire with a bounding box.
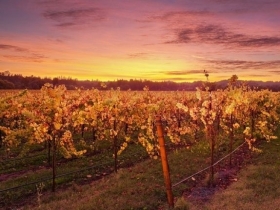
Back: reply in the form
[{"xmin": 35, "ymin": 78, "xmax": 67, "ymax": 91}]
[
  {"xmin": 0, "ymin": 149, "xmax": 148, "ymax": 193},
  {"xmin": 172, "ymin": 141, "xmax": 247, "ymax": 187}
]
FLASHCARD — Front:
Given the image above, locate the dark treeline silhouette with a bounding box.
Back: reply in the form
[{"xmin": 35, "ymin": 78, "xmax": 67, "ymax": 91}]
[{"xmin": 0, "ymin": 72, "xmax": 280, "ymax": 91}]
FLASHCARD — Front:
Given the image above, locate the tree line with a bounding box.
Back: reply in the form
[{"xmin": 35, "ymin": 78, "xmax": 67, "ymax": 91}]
[{"xmin": 0, "ymin": 72, "xmax": 280, "ymax": 91}]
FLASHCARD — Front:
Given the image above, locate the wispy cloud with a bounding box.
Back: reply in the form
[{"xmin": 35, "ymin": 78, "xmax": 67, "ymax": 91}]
[
  {"xmin": 150, "ymin": 10, "xmax": 211, "ymax": 21},
  {"xmin": 96, "ymin": 73, "xmax": 136, "ymax": 79},
  {"xmin": 138, "ymin": 9, "xmax": 211, "ymax": 27},
  {"xmin": 269, "ymin": 70, "xmax": 280, "ymax": 73},
  {"xmin": 0, "ymin": 44, "xmax": 28, "ymax": 52},
  {"xmin": 163, "ymin": 70, "xmax": 206, "ymax": 75},
  {"xmin": 244, "ymin": 74, "xmax": 270, "ymax": 77},
  {"xmin": 166, "ymin": 24, "xmax": 280, "ymax": 48},
  {"xmin": 205, "ymin": 59, "xmax": 280, "ymax": 70},
  {"xmin": 43, "ymin": 8, "xmax": 106, "ymax": 27},
  {"xmin": 56, "ymin": 22, "xmax": 76, "ymax": 27},
  {"xmin": 210, "ymin": 0, "xmax": 280, "ymax": 12},
  {"xmin": 0, "ymin": 44, "xmax": 48, "ymax": 62},
  {"xmin": 127, "ymin": 53, "xmax": 149, "ymax": 59},
  {"xmin": 153, "ymin": 77, "xmax": 200, "ymax": 81},
  {"xmin": 37, "ymin": 0, "xmax": 65, "ymax": 5},
  {"xmin": 2, "ymin": 53, "xmax": 47, "ymax": 63}
]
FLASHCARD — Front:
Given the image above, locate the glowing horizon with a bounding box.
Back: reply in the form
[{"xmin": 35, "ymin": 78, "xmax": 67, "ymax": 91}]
[{"xmin": 1, "ymin": 0, "xmax": 280, "ymax": 82}]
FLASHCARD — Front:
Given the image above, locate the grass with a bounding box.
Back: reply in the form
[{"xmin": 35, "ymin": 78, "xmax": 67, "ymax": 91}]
[
  {"xmin": 1, "ymin": 127, "xmax": 280, "ymax": 210},
  {"xmin": 1, "ymin": 139, "xmax": 213, "ymax": 210},
  {"xmin": 30, "ymin": 138, "xmax": 280, "ymax": 209},
  {"xmin": 0, "ymin": 140, "xmax": 150, "ymax": 208},
  {"xmin": 187, "ymin": 128, "xmax": 280, "ymax": 210}
]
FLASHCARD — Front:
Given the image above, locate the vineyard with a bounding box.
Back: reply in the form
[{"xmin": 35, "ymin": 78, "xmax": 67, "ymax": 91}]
[{"xmin": 0, "ymin": 78, "xmax": 280, "ymax": 209}]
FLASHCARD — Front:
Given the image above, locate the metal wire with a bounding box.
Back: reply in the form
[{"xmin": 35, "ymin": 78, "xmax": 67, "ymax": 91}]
[
  {"xmin": 0, "ymin": 141, "xmax": 246, "ymax": 193},
  {"xmin": 172, "ymin": 141, "xmax": 247, "ymax": 187},
  {"xmin": 0, "ymin": 153, "xmax": 47, "ymax": 163},
  {"xmin": 0, "ymin": 150, "xmax": 147, "ymax": 193}
]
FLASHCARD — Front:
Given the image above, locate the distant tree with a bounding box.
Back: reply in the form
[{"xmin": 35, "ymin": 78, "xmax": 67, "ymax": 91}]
[
  {"xmin": 228, "ymin": 75, "xmax": 238, "ymax": 87},
  {"xmin": 0, "ymin": 79, "xmax": 15, "ymax": 89},
  {"xmin": 0, "ymin": 72, "xmax": 279, "ymax": 91},
  {"xmin": 53, "ymin": 78, "xmax": 59, "ymax": 87}
]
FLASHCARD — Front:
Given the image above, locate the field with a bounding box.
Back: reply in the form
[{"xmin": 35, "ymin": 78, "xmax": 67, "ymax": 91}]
[
  {"xmin": 0, "ymin": 83, "xmax": 279, "ymax": 209},
  {"xmin": 21, "ymin": 133, "xmax": 280, "ymax": 210}
]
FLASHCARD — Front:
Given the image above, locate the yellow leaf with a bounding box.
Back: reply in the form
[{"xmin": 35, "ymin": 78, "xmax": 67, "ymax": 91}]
[{"xmin": 54, "ymin": 122, "xmax": 62, "ymax": 130}]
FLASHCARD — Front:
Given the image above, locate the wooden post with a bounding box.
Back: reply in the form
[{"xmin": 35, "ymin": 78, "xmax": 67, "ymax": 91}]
[
  {"xmin": 155, "ymin": 116, "xmax": 174, "ymax": 208},
  {"xmin": 229, "ymin": 114, "xmax": 233, "ymax": 167},
  {"xmin": 251, "ymin": 110, "xmax": 255, "ymax": 138},
  {"xmin": 209, "ymin": 125, "xmax": 215, "ymax": 187},
  {"xmin": 48, "ymin": 140, "xmax": 51, "ymax": 167},
  {"xmin": 0, "ymin": 130, "xmax": 2, "ymax": 148},
  {"xmin": 113, "ymin": 119, "xmax": 118, "ymax": 173},
  {"xmin": 52, "ymin": 138, "xmax": 56, "ymax": 192},
  {"xmin": 81, "ymin": 124, "xmax": 85, "ymax": 138},
  {"xmin": 92, "ymin": 126, "xmax": 96, "ymax": 142}
]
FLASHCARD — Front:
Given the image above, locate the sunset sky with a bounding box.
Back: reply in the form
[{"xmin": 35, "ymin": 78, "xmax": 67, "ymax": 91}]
[{"xmin": 0, "ymin": 0, "xmax": 280, "ymax": 82}]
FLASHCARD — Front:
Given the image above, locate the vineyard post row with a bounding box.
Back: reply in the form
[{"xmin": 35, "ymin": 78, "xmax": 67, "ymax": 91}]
[
  {"xmin": 156, "ymin": 115, "xmax": 174, "ymax": 208},
  {"xmin": 0, "ymin": 82, "xmax": 279, "ymax": 202}
]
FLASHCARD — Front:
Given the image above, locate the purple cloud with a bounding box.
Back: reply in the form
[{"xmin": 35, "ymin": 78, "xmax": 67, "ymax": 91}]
[
  {"xmin": 3, "ymin": 53, "xmax": 47, "ymax": 63},
  {"xmin": 166, "ymin": 24, "xmax": 280, "ymax": 48},
  {"xmin": 205, "ymin": 59, "xmax": 280, "ymax": 70},
  {"xmin": 43, "ymin": 8, "xmax": 106, "ymax": 27},
  {"xmin": 153, "ymin": 77, "xmax": 200, "ymax": 81},
  {"xmin": 0, "ymin": 44, "xmax": 28, "ymax": 52},
  {"xmin": 127, "ymin": 53, "xmax": 149, "ymax": 59},
  {"xmin": 163, "ymin": 70, "xmax": 209, "ymax": 75}
]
